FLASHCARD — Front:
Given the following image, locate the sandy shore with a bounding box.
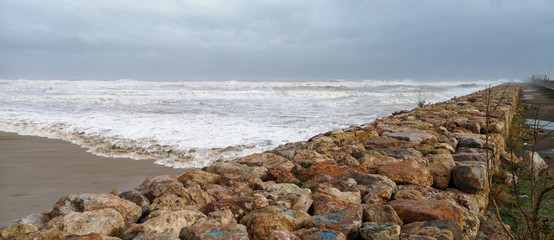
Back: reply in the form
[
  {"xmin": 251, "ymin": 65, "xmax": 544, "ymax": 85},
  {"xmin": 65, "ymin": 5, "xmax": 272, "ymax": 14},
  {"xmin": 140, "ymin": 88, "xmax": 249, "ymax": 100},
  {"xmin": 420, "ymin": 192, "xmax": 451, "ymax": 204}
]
[{"xmin": 0, "ymin": 132, "xmax": 185, "ymax": 226}]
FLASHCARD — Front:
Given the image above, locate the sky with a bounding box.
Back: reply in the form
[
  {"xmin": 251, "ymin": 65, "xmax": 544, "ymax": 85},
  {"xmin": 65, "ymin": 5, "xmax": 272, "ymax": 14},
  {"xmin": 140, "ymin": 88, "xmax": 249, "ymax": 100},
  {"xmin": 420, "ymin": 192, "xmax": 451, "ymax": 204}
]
[{"xmin": 0, "ymin": 0, "xmax": 553, "ymax": 81}]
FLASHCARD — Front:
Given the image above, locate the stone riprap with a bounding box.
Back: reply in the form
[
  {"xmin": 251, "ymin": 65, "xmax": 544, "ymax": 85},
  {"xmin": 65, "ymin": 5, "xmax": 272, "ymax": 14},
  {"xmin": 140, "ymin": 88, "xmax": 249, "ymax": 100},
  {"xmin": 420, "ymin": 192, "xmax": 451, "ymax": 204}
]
[{"xmin": 1, "ymin": 85, "xmax": 520, "ymax": 240}]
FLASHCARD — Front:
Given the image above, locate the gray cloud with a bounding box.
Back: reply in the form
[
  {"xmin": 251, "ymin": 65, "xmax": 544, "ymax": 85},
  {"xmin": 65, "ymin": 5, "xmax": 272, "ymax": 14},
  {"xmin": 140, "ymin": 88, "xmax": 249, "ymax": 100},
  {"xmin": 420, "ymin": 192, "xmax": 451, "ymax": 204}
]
[{"xmin": 1, "ymin": 0, "xmax": 553, "ymax": 80}]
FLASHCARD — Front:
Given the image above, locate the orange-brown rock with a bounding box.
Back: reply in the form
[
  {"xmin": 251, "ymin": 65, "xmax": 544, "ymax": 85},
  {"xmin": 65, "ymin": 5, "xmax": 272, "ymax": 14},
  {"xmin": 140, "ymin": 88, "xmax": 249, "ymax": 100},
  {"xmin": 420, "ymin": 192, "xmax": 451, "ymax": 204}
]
[
  {"xmin": 267, "ymin": 166, "xmax": 299, "ymax": 183},
  {"xmin": 297, "ymin": 162, "xmax": 368, "ymax": 181},
  {"xmin": 377, "ymin": 159, "xmax": 433, "ymax": 186},
  {"xmin": 387, "ymin": 200, "xmax": 464, "ymax": 227}
]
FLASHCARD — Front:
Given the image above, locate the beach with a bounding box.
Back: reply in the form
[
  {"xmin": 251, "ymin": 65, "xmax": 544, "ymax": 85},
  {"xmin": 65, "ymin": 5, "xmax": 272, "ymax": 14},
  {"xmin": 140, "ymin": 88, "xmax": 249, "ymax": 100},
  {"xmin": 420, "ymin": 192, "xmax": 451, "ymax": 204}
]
[{"xmin": 0, "ymin": 132, "xmax": 184, "ymax": 226}]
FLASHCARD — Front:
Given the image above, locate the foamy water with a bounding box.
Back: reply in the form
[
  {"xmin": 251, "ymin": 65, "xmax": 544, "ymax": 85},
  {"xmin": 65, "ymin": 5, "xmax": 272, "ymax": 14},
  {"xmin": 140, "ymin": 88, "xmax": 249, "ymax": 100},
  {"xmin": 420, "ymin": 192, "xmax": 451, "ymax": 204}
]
[{"xmin": 0, "ymin": 79, "xmax": 510, "ymax": 168}]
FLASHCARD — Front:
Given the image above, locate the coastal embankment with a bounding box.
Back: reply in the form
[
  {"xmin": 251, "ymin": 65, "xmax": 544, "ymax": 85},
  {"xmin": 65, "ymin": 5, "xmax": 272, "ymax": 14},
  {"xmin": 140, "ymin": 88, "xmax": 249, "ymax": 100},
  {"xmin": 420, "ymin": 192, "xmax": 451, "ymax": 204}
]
[{"xmin": 2, "ymin": 84, "xmax": 545, "ymax": 240}]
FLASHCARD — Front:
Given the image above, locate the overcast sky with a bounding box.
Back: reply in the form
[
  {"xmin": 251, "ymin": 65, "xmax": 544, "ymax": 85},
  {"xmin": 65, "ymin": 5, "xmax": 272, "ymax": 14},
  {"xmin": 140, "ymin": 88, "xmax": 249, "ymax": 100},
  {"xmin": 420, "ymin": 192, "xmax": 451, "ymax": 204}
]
[{"xmin": 1, "ymin": 0, "xmax": 553, "ymax": 81}]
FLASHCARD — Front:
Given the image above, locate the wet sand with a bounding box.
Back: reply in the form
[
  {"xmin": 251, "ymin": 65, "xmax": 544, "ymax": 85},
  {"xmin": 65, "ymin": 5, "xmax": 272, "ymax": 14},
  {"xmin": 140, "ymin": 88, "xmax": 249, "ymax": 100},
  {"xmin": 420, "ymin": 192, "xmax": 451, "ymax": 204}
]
[
  {"xmin": 522, "ymin": 83, "xmax": 554, "ymax": 173},
  {"xmin": 0, "ymin": 132, "xmax": 185, "ymax": 226}
]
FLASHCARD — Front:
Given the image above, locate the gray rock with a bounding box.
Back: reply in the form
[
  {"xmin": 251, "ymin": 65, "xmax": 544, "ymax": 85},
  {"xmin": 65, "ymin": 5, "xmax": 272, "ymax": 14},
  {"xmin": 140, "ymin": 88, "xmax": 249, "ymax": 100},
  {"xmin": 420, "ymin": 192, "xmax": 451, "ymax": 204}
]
[
  {"xmin": 452, "ymin": 162, "xmax": 488, "ymax": 194},
  {"xmin": 359, "ymin": 222, "xmax": 401, "ymax": 240}
]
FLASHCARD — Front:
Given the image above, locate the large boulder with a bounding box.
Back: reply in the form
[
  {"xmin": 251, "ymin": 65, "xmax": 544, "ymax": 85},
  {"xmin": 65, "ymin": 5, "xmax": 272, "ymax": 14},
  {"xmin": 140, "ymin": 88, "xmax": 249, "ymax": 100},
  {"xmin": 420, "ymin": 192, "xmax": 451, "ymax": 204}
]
[
  {"xmin": 521, "ymin": 151, "xmax": 548, "ymax": 179},
  {"xmin": 314, "ymin": 184, "xmax": 361, "ymax": 204},
  {"xmin": 240, "ymin": 206, "xmax": 310, "ymax": 240},
  {"xmin": 267, "ymin": 166, "xmax": 299, "ymax": 183},
  {"xmin": 452, "ymin": 162, "xmax": 488, "ymax": 194},
  {"xmin": 426, "ymin": 154, "xmax": 456, "ymax": 190},
  {"xmin": 46, "ymin": 208, "xmax": 124, "ymax": 236},
  {"xmin": 49, "ymin": 193, "xmax": 142, "ymax": 226},
  {"xmin": 179, "ymin": 224, "xmax": 249, "ymax": 240},
  {"xmin": 206, "ymin": 197, "xmax": 254, "ymax": 221},
  {"xmin": 378, "ymin": 159, "xmax": 433, "ymax": 186},
  {"xmin": 362, "ymin": 204, "xmax": 403, "ymax": 225},
  {"xmin": 292, "ymin": 150, "xmax": 332, "ymax": 168},
  {"xmin": 120, "ymin": 209, "xmax": 206, "ymax": 239},
  {"xmin": 118, "ymin": 190, "xmax": 150, "ymax": 218},
  {"xmin": 304, "ymin": 204, "xmax": 363, "ymax": 240},
  {"xmin": 135, "ymin": 175, "xmax": 187, "ymax": 202},
  {"xmin": 176, "ymin": 169, "xmax": 220, "ymax": 187},
  {"xmin": 387, "ymin": 200, "xmax": 464, "ymax": 227},
  {"xmin": 402, "ymin": 219, "xmax": 463, "ymax": 240}
]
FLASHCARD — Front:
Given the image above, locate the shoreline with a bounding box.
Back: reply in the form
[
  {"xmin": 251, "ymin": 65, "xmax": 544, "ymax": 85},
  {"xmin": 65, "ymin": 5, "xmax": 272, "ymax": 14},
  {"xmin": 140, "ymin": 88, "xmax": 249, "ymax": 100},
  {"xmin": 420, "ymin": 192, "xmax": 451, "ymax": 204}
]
[{"xmin": 0, "ymin": 132, "xmax": 185, "ymax": 226}]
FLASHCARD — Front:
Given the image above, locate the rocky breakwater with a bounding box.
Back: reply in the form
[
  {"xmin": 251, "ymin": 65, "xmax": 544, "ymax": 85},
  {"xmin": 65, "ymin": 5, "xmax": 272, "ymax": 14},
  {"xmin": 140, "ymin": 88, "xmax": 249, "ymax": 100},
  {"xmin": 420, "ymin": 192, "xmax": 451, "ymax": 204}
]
[{"xmin": 1, "ymin": 85, "xmax": 521, "ymax": 240}]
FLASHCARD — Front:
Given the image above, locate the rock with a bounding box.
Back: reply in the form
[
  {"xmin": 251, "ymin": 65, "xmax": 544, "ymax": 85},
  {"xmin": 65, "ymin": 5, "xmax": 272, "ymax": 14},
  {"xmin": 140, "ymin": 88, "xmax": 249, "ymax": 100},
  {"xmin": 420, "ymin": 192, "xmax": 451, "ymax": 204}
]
[
  {"xmin": 46, "ymin": 208, "xmax": 125, "ymax": 236},
  {"xmin": 253, "ymin": 193, "xmax": 269, "ymax": 210},
  {"xmin": 307, "ymin": 135, "xmax": 337, "ymax": 154},
  {"xmin": 402, "ymin": 220, "xmax": 462, "ymax": 240},
  {"xmin": 479, "ymin": 219, "xmax": 510, "ymax": 240},
  {"xmin": 273, "ymin": 142, "xmax": 307, "ymax": 160},
  {"xmin": 293, "ymin": 228, "xmax": 347, "ymax": 240},
  {"xmin": 451, "ymin": 151, "xmax": 488, "ymax": 163},
  {"xmin": 49, "ymin": 193, "xmax": 142, "ymax": 226},
  {"xmin": 206, "ymin": 197, "xmax": 254, "ymax": 221},
  {"xmin": 312, "ymin": 193, "xmax": 351, "ymax": 215},
  {"xmin": 297, "ymin": 162, "xmax": 367, "ymax": 181},
  {"xmin": 217, "ymin": 173, "xmax": 264, "ymax": 189},
  {"xmin": 292, "ymin": 150, "xmax": 332, "ymax": 168},
  {"xmin": 452, "ymin": 161, "xmax": 488, "ymax": 194},
  {"xmin": 259, "ymin": 183, "xmax": 312, "ymax": 199},
  {"xmin": 274, "ymin": 193, "xmax": 313, "ymax": 212},
  {"xmin": 460, "ymin": 207, "xmax": 480, "ymax": 240},
  {"xmin": 183, "ymin": 186, "xmax": 217, "ymax": 212},
  {"xmin": 71, "ymin": 233, "xmax": 123, "ymax": 240},
  {"xmin": 359, "ymin": 222, "xmax": 401, "ymax": 240},
  {"xmin": 463, "ymin": 122, "xmax": 481, "ymax": 134},
  {"xmin": 362, "ymin": 204, "xmax": 403, "ymax": 225},
  {"xmin": 0, "ymin": 224, "xmax": 38, "ymax": 239},
  {"xmin": 7, "ymin": 213, "xmax": 49, "ymax": 230},
  {"xmin": 5, "ymin": 229, "xmax": 74, "ymax": 240},
  {"xmin": 304, "ymin": 204, "xmax": 363, "ymax": 240},
  {"xmin": 446, "ymin": 188, "xmax": 488, "ymax": 214},
  {"xmin": 176, "ymin": 169, "xmax": 220, "ymax": 187},
  {"xmin": 267, "ymin": 166, "xmax": 299, "ymax": 183},
  {"xmin": 434, "ymin": 143, "xmax": 455, "ymax": 154},
  {"xmin": 205, "ymin": 162, "xmax": 268, "ymax": 179},
  {"xmin": 457, "ymin": 138, "xmax": 486, "ymax": 149},
  {"xmin": 382, "ymin": 132, "xmax": 437, "ymax": 144},
  {"xmin": 387, "ymin": 200, "xmax": 463, "ymax": 227},
  {"xmin": 119, "ymin": 190, "xmax": 150, "ymax": 218},
  {"xmin": 120, "ymin": 209, "xmax": 206, "ymax": 239},
  {"xmin": 362, "ymin": 136, "xmax": 418, "ymax": 150},
  {"xmin": 240, "ymin": 206, "xmax": 310, "ymax": 240},
  {"xmin": 203, "ymin": 183, "xmax": 249, "ymax": 201},
  {"xmin": 135, "ymin": 175, "xmax": 187, "ymax": 202},
  {"xmin": 426, "ymin": 154, "xmax": 456, "ymax": 190},
  {"xmin": 378, "ymin": 159, "xmax": 433, "ymax": 186},
  {"xmin": 363, "ymin": 185, "xmax": 396, "ymax": 204},
  {"xmin": 521, "ymin": 151, "xmax": 548, "ymax": 179},
  {"xmin": 314, "ymin": 184, "xmax": 361, "ymax": 204},
  {"xmin": 345, "ymin": 172, "xmax": 396, "ymax": 204},
  {"xmin": 179, "ymin": 224, "xmax": 249, "ymax": 240},
  {"xmin": 203, "ymin": 209, "xmax": 238, "ymax": 225},
  {"xmin": 131, "ymin": 233, "xmax": 179, "ymax": 240},
  {"xmin": 269, "ymin": 229, "xmax": 300, "ymax": 240},
  {"xmin": 148, "ymin": 193, "xmax": 191, "ymax": 216},
  {"xmin": 500, "ymin": 151, "xmax": 520, "ymax": 164},
  {"xmin": 236, "ymin": 152, "xmax": 295, "ymax": 170},
  {"xmin": 370, "ymin": 148, "xmax": 423, "ymax": 160}
]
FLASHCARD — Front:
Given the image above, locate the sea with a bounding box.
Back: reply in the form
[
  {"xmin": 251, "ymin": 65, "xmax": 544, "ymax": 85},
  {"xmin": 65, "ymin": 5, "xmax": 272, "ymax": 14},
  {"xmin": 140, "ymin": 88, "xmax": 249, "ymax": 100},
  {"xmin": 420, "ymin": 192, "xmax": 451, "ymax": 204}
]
[{"xmin": 0, "ymin": 79, "xmax": 512, "ymax": 168}]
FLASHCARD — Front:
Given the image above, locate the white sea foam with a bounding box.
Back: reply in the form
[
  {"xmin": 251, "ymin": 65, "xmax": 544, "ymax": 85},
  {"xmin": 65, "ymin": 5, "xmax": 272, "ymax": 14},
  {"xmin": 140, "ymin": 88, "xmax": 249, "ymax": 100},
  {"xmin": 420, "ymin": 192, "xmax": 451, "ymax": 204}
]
[{"xmin": 0, "ymin": 79, "xmax": 514, "ymax": 168}]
